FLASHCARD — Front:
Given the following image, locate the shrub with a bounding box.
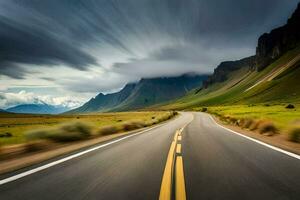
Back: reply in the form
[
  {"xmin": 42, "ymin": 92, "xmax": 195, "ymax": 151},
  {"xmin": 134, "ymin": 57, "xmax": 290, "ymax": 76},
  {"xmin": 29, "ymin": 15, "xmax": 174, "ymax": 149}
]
[
  {"xmin": 0, "ymin": 132, "xmax": 12, "ymax": 138},
  {"xmin": 201, "ymin": 107, "xmax": 208, "ymax": 112},
  {"xmin": 26, "ymin": 129, "xmax": 50, "ymax": 141},
  {"xmin": 121, "ymin": 121, "xmax": 145, "ymax": 131},
  {"xmin": 288, "ymin": 126, "xmax": 300, "ymax": 143},
  {"xmin": 258, "ymin": 121, "xmax": 278, "ymax": 136},
  {"xmin": 236, "ymin": 118, "xmax": 245, "ymax": 127},
  {"xmin": 49, "ymin": 122, "xmax": 92, "ymax": 142},
  {"xmin": 229, "ymin": 117, "xmax": 238, "ymax": 125},
  {"xmin": 98, "ymin": 125, "xmax": 119, "ymax": 136},
  {"xmin": 242, "ymin": 118, "xmax": 255, "ymax": 129},
  {"xmin": 286, "ymin": 104, "xmax": 295, "ymax": 109},
  {"xmin": 25, "ymin": 141, "xmax": 47, "ymax": 152},
  {"xmin": 25, "ymin": 121, "xmax": 92, "ymax": 143},
  {"xmin": 249, "ymin": 120, "xmax": 261, "ymax": 131}
]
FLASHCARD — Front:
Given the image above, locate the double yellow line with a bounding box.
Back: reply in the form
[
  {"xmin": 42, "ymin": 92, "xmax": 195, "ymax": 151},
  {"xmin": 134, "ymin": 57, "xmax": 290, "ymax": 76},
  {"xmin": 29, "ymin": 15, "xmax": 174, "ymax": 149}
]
[{"xmin": 159, "ymin": 128, "xmax": 186, "ymax": 200}]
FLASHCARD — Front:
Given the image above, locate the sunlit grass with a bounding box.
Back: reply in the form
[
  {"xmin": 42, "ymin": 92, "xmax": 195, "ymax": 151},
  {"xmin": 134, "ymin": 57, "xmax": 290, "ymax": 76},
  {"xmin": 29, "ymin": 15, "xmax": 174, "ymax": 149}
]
[
  {"xmin": 197, "ymin": 104, "xmax": 300, "ymax": 132},
  {"xmin": 0, "ymin": 111, "xmax": 170, "ymax": 145}
]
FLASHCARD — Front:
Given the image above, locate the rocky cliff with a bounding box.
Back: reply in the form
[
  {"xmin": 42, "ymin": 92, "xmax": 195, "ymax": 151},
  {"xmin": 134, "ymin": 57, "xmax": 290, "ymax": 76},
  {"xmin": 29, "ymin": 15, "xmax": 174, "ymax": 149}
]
[
  {"xmin": 203, "ymin": 56, "xmax": 255, "ymax": 88},
  {"xmin": 256, "ymin": 3, "xmax": 300, "ymax": 71},
  {"xmin": 204, "ymin": 3, "xmax": 300, "ymax": 87}
]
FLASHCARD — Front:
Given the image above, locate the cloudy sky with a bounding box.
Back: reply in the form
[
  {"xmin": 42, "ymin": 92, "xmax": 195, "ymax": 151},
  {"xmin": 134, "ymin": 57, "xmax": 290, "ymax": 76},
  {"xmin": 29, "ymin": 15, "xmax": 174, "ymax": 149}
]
[{"xmin": 0, "ymin": 0, "xmax": 299, "ymax": 109}]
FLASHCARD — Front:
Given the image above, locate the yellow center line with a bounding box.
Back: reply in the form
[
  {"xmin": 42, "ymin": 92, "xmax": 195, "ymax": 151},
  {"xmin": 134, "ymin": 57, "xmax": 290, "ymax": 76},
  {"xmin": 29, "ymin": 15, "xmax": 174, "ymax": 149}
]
[
  {"xmin": 159, "ymin": 141, "xmax": 176, "ymax": 200},
  {"xmin": 175, "ymin": 156, "xmax": 186, "ymax": 200},
  {"xmin": 159, "ymin": 127, "xmax": 187, "ymax": 200},
  {"xmin": 177, "ymin": 135, "xmax": 182, "ymax": 141},
  {"xmin": 174, "ymin": 130, "xmax": 179, "ymax": 141},
  {"xmin": 176, "ymin": 144, "xmax": 182, "ymax": 154}
]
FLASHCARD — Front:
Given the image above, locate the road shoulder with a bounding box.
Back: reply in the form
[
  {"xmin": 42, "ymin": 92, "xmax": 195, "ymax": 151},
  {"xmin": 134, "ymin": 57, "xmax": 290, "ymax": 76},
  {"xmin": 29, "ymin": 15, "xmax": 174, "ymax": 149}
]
[
  {"xmin": 211, "ymin": 115, "xmax": 300, "ymax": 155},
  {"xmin": 0, "ymin": 115, "xmax": 179, "ymax": 175}
]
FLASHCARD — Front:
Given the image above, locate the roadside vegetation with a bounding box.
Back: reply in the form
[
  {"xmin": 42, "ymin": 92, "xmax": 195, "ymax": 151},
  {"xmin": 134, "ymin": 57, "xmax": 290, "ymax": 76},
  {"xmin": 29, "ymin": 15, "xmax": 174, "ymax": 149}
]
[
  {"xmin": 0, "ymin": 111, "xmax": 177, "ymax": 146},
  {"xmin": 196, "ymin": 104, "xmax": 300, "ymax": 143}
]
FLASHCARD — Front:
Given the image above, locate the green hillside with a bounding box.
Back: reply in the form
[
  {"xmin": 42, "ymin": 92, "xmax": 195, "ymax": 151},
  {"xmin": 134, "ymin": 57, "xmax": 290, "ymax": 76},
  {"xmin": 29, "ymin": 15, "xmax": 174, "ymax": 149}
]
[
  {"xmin": 160, "ymin": 47, "xmax": 300, "ymax": 110},
  {"xmin": 68, "ymin": 74, "xmax": 207, "ymax": 113}
]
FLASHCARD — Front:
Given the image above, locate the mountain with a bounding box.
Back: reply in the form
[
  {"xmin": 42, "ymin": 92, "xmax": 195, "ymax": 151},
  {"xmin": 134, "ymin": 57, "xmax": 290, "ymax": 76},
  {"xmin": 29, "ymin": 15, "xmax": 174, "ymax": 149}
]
[
  {"xmin": 160, "ymin": 3, "xmax": 300, "ymax": 110},
  {"xmin": 69, "ymin": 83, "xmax": 136, "ymax": 113},
  {"xmin": 6, "ymin": 104, "xmax": 69, "ymax": 114},
  {"xmin": 0, "ymin": 109, "xmax": 8, "ymax": 113},
  {"xmin": 203, "ymin": 56, "xmax": 256, "ymax": 88},
  {"xmin": 68, "ymin": 74, "xmax": 207, "ymax": 113},
  {"xmin": 256, "ymin": 3, "xmax": 300, "ymax": 71}
]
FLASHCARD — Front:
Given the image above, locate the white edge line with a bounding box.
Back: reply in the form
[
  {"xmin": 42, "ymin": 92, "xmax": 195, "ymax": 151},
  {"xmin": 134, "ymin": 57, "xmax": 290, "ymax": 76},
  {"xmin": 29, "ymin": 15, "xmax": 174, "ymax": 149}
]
[
  {"xmin": 0, "ymin": 123, "xmax": 166, "ymax": 185},
  {"xmin": 208, "ymin": 115, "xmax": 300, "ymax": 160}
]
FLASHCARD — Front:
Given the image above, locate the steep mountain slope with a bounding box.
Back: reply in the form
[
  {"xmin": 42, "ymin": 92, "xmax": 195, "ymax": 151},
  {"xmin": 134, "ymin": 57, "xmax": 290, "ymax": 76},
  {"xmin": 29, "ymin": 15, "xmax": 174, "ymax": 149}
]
[
  {"xmin": 256, "ymin": 2, "xmax": 300, "ymax": 71},
  {"xmin": 161, "ymin": 4, "xmax": 300, "ymax": 110},
  {"xmin": 6, "ymin": 104, "xmax": 68, "ymax": 114},
  {"xmin": 69, "ymin": 74, "xmax": 207, "ymax": 113},
  {"xmin": 112, "ymin": 75, "xmax": 207, "ymax": 111},
  {"xmin": 161, "ymin": 47, "xmax": 300, "ymax": 110},
  {"xmin": 68, "ymin": 83, "xmax": 136, "ymax": 113}
]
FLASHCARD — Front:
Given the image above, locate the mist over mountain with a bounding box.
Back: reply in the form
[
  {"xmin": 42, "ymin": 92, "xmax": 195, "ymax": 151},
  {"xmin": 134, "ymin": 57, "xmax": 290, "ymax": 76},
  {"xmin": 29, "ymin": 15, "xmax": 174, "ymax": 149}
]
[
  {"xmin": 163, "ymin": 3, "xmax": 300, "ymax": 109},
  {"xmin": 69, "ymin": 74, "xmax": 207, "ymax": 113}
]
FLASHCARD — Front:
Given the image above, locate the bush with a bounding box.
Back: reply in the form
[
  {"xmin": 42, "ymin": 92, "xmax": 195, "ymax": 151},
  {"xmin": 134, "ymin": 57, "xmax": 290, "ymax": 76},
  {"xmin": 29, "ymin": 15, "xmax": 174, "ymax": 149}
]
[
  {"xmin": 249, "ymin": 120, "xmax": 261, "ymax": 131},
  {"xmin": 98, "ymin": 125, "xmax": 119, "ymax": 136},
  {"xmin": 53, "ymin": 122, "xmax": 92, "ymax": 141},
  {"xmin": 25, "ymin": 141, "xmax": 47, "ymax": 152},
  {"xmin": 258, "ymin": 121, "xmax": 278, "ymax": 136},
  {"xmin": 242, "ymin": 118, "xmax": 255, "ymax": 129},
  {"xmin": 201, "ymin": 107, "xmax": 208, "ymax": 112},
  {"xmin": 286, "ymin": 104, "xmax": 295, "ymax": 109},
  {"xmin": 236, "ymin": 118, "xmax": 245, "ymax": 127},
  {"xmin": 26, "ymin": 122, "xmax": 93, "ymax": 143},
  {"xmin": 229, "ymin": 117, "xmax": 238, "ymax": 125},
  {"xmin": 0, "ymin": 132, "xmax": 12, "ymax": 138},
  {"xmin": 121, "ymin": 121, "xmax": 145, "ymax": 131},
  {"xmin": 26, "ymin": 129, "xmax": 50, "ymax": 141},
  {"xmin": 288, "ymin": 126, "xmax": 300, "ymax": 143}
]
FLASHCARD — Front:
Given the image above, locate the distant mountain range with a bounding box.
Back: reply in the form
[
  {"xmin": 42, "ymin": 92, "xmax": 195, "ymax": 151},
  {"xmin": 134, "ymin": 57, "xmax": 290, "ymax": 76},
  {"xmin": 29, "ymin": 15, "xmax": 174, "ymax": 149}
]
[
  {"xmin": 68, "ymin": 74, "xmax": 208, "ymax": 113},
  {"xmin": 0, "ymin": 109, "xmax": 8, "ymax": 113},
  {"xmin": 6, "ymin": 104, "xmax": 69, "ymax": 114},
  {"xmin": 161, "ymin": 3, "xmax": 300, "ymax": 110}
]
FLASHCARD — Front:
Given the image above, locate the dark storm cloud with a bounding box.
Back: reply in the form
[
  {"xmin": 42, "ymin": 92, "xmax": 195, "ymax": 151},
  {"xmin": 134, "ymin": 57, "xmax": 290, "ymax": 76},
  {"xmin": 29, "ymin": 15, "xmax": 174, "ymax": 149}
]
[{"xmin": 0, "ymin": 0, "xmax": 298, "ymax": 79}]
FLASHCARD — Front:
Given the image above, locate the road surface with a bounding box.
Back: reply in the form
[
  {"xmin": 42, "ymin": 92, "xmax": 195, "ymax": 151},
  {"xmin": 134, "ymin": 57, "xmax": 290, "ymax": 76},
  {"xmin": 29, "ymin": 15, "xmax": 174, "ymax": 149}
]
[{"xmin": 0, "ymin": 112, "xmax": 299, "ymax": 200}]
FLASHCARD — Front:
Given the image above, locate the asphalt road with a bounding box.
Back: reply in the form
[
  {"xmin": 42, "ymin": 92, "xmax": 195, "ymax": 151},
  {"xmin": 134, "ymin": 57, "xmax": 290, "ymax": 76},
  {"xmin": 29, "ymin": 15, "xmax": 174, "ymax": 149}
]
[{"xmin": 0, "ymin": 112, "xmax": 299, "ymax": 200}]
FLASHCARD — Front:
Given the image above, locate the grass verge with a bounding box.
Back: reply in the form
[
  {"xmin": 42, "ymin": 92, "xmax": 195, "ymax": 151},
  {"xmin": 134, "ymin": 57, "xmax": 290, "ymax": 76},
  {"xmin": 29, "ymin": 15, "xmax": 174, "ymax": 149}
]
[
  {"xmin": 195, "ymin": 104, "xmax": 300, "ymax": 143},
  {"xmin": 0, "ymin": 111, "xmax": 177, "ymax": 160}
]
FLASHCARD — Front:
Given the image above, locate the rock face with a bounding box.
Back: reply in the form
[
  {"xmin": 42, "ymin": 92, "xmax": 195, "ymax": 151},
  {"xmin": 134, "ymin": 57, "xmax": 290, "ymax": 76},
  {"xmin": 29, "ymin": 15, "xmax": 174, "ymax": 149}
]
[
  {"xmin": 256, "ymin": 3, "xmax": 300, "ymax": 71},
  {"xmin": 203, "ymin": 56, "xmax": 255, "ymax": 88},
  {"xmin": 204, "ymin": 3, "xmax": 300, "ymax": 87}
]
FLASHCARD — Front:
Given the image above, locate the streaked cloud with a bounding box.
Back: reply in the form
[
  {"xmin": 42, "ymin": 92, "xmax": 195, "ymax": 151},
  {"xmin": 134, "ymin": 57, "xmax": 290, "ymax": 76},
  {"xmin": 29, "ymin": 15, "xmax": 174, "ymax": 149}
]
[{"xmin": 0, "ymin": 0, "xmax": 298, "ymax": 107}]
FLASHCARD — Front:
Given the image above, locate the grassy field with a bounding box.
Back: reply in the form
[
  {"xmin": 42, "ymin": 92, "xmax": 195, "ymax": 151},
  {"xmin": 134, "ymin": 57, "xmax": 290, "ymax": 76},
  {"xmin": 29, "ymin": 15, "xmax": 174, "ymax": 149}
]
[
  {"xmin": 194, "ymin": 104, "xmax": 300, "ymax": 132},
  {"xmin": 0, "ymin": 111, "xmax": 169, "ymax": 145}
]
